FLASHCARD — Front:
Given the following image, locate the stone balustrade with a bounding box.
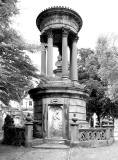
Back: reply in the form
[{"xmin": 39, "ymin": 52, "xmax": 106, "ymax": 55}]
[
  {"xmin": 78, "ymin": 128, "xmax": 113, "ymax": 141},
  {"xmin": 71, "ymin": 127, "xmax": 114, "ymax": 147}
]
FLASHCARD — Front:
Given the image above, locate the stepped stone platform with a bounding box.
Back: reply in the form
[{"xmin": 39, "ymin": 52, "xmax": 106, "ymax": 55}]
[{"xmin": 32, "ymin": 138, "xmax": 70, "ymax": 149}]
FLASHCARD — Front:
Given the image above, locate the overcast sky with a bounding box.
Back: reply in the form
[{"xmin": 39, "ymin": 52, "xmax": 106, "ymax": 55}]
[{"xmin": 12, "ymin": 0, "xmax": 118, "ymax": 69}]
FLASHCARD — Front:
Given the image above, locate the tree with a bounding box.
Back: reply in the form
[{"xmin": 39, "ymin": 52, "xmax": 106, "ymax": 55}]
[
  {"xmin": 96, "ymin": 36, "xmax": 118, "ymax": 101},
  {"xmin": 77, "ymin": 47, "xmax": 116, "ymax": 122},
  {"xmin": 78, "ymin": 48, "xmax": 100, "ymax": 83},
  {"xmin": 78, "ymin": 35, "xmax": 118, "ymax": 121},
  {"xmin": 0, "ymin": 0, "xmax": 40, "ymax": 105}
]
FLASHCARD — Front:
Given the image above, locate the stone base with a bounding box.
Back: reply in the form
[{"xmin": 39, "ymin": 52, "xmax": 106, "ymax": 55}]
[{"xmin": 29, "ymin": 79, "xmax": 88, "ymax": 142}]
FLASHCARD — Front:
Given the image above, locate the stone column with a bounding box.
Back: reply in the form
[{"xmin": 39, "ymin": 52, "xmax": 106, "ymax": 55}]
[
  {"xmin": 69, "ymin": 45, "xmax": 72, "ymax": 79},
  {"xmin": 47, "ymin": 30, "xmax": 53, "ymax": 77},
  {"xmin": 71, "ymin": 36, "xmax": 78, "ymax": 81},
  {"xmin": 62, "ymin": 29, "xmax": 68, "ymax": 79},
  {"xmin": 41, "ymin": 45, "xmax": 46, "ymax": 75}
]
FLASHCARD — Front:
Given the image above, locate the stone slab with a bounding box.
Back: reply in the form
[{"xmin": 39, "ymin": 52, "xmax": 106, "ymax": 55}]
[{"xmin": 32, "ymin": 143, "xmax": 70, "ymax": 149}]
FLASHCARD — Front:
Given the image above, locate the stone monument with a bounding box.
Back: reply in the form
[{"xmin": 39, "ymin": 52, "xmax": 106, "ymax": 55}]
[{"xmin": 29, "ymin": 6, "xmax": 88, "ymax": 144}]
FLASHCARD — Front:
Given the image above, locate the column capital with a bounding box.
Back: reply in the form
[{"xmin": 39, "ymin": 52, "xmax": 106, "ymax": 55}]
[
  {"xmin": 73, "ymin": 35, "xmax": 79, "ymax": 42},
  {"xmin": 47, "ymin": 29, "xmax": 53, "ymax": 38},
  {"xmin": 41, "ymin": 43, "xmax": 47, "ymax": 52},
  {"xmin": 62, "ymin": 28, "xmax": 69, "ymax": 37}
]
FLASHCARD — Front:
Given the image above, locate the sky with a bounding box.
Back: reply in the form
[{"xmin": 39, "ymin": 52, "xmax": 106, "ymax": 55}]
[{"xmin": 12, "ymin": 0, "xmax": 118, "ymax": 69}]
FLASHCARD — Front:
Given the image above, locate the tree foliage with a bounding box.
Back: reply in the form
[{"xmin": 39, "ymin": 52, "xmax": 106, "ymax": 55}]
[
  {"xmin": 96, "ymin": 36, "xmax": 118, "ymax": 101},
  {"xmin": 77, "ymin": 46, "xmax": 118, "ymax": 120},
  {"xmin": 0, "ymin": 0, "xmax": 40, "ymax": 105}
]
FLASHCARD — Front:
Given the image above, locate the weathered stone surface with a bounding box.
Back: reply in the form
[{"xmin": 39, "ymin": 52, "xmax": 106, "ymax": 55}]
[
  {"xmin": 34, "ymin": 106, "xmax": 42, "ymax": 112},
  {"xmin": 43, "ymin": 97, "xmax": 65, "ymax": 104},
  {"xmin": 34, "ymin": 100, "xmax": 42, "ymax": 106},
  {"xmin": 69, "ymin": 105, "xmax": 86, "ymax": 113},
  {"xmin": 36, "ymin": 7, "xmax": 82, "ymax": 35},
  {"xmin": 34, "ymin": 113, "xmax": 42, "ymax": 120},
  {"xmin": 69, "ymin": 113, "xmax": 86, "ymax": 121},
  {"xmin": 29, "ymin": 79, "xmax": 88, "ymax": 141},
  {"xmin": 28, "ymin": 7, "xmax": 88, "ymax": 145},
  {"xmin": 69, "ymin": 99, "xmax": 86, "ymax": 106}
]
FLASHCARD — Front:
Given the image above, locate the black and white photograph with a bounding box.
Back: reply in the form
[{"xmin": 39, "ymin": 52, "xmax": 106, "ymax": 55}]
[{"xmin": 0, "ymin": 0, "xmax": 118, "ymax": 159}]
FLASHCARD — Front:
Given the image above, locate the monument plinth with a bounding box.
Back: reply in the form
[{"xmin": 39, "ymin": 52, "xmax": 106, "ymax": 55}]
[{"xmin": 29, "ymin": 6, "xmax": 88, "ymax": 143}]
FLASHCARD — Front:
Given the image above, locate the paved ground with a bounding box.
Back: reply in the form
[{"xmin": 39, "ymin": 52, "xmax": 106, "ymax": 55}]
[
  {"xmin": 1, "ymin": 141, "xmax": 118, "ymax": 160},
  {"xmin": 0, "ymin": 145, "xmax": 33, "ymax": 160},
  {"xmin": 70, "ymin": 142, "xmax": 118, "ymax": 160}
]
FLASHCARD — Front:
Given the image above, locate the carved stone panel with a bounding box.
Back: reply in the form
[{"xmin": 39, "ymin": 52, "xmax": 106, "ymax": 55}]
[{"xmin": 48, "ymin": 105, "xmax": 63, "ymax": 138}]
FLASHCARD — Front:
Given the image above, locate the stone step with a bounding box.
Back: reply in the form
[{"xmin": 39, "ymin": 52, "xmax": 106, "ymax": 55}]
[
  {"xmin": 43, "ymin": 138, "xmax": 66, "ymax": 144},
  {"xmin": 31, "ymin": 138, "xmax": 44, "ymax": 146},
  {"xmin": 31, "ymin": 138, "xmax": 70, "ymax": 148},
  {"xmin": 32, "ymin": 143, "xmax": 70, "ymax": 149}
]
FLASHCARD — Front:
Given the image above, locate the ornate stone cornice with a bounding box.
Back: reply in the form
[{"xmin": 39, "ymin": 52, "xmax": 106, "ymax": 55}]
[
  {"xmin": 36, "ymin": 6, "xmax": 83, "ymax": 34},
  {"xmin": 29, "ymin": 79, "xmax": 88, "ymax": 94}
]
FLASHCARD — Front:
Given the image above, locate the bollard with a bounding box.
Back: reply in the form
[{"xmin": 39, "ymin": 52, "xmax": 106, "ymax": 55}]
[
  {"xmin": 106, "ymin": 127, "xmax": 110, "ymax": 140},
  {"xmin": 25, "ymin": 122, "xmax": 33, "ymax": 147}
]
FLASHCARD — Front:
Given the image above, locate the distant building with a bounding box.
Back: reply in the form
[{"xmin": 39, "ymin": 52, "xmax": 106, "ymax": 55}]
[
  {"xmin": 0, "ymin": 95, "xmax": 34, "ymax": 129},
  {"xmin": 21, "ymin": 95, "xmax": 33, "ymax": 119},
  {"xmin": 9, "ymin": 95, "xmax": 33, "ymax": 111},
  {"xmin": 21, "ymin": 95, "xmax": 33, "ymax": 111}
]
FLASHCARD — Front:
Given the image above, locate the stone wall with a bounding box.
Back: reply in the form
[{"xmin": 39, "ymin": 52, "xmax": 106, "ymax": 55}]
[
  {"xmin": 69, "ymin": 98, "xmax": 86, "ymax": 123},
  {"xmin": 32, "ymin": 94, "xmax": 87, "ymax": 140}
]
